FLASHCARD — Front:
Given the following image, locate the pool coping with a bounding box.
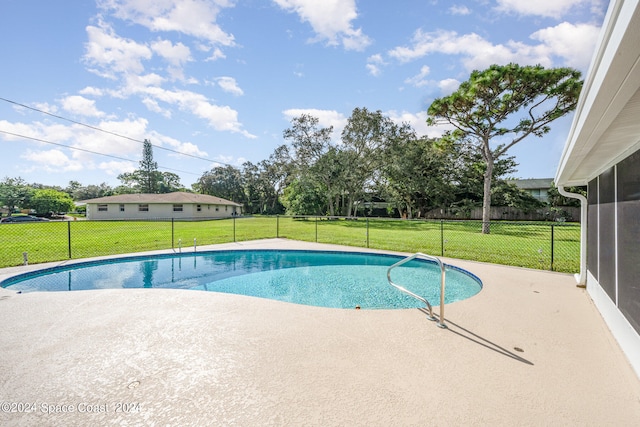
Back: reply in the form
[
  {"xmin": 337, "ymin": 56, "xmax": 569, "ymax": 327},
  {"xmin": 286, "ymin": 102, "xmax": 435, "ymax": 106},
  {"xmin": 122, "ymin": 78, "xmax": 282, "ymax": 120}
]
[{"xmin": 1, "ymin": 238, "xmax": 639, "ymax": 426}]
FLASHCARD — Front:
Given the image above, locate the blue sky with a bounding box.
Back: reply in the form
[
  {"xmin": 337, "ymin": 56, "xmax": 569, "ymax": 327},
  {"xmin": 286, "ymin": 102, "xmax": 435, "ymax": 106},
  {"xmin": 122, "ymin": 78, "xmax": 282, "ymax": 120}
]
[{"xmin": 0, "ymin": 0, "xmax": 608, "ymax": 188}]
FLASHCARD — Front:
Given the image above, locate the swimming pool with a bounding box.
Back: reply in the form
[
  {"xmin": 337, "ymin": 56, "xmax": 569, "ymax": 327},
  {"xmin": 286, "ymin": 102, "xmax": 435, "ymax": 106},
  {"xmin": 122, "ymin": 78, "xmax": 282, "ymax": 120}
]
[{"xmin": 1, "ymin": 250, "xmax": 482, "ymax": 309}]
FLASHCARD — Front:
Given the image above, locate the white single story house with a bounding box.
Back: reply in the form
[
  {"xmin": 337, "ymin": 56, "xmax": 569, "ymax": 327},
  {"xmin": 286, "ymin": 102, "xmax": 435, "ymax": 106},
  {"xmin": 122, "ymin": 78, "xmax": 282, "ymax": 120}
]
[
  {"xmin": 555, "ymin": 0, "xmax": 640, "ymax": 378},
  {"xmin": 82, "ymin": 192, "xmax": 243, "ymax": 220}
]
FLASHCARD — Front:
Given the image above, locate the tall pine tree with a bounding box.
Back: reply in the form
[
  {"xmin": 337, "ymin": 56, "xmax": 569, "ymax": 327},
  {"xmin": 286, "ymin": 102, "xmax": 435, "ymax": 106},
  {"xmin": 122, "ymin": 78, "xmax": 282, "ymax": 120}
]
[{"xmin": 139, "ymin": 139, "xmax": 159, "ymax": 193}]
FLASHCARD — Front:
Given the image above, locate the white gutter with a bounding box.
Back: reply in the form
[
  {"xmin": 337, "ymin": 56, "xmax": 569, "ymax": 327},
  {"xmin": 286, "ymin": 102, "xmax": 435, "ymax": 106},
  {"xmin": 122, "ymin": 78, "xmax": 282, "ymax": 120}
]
[{"xmin": 558, "ymin": 186, "xmax": 587, "ymax": 287}]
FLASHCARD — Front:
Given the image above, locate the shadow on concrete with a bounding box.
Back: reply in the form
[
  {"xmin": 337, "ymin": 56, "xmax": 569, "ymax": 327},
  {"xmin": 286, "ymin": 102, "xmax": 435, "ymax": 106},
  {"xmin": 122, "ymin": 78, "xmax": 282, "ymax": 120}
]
[{"xmin": 418, "ymin": 308, "xmax": 534, "ymax": 365}]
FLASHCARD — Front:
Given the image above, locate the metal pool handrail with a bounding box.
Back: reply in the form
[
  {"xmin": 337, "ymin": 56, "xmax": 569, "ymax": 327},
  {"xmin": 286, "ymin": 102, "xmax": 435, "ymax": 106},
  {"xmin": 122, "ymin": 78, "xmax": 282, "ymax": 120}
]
[{"xmin": 387, "ymin": 252, "xmax": 446, "ymax": 328}]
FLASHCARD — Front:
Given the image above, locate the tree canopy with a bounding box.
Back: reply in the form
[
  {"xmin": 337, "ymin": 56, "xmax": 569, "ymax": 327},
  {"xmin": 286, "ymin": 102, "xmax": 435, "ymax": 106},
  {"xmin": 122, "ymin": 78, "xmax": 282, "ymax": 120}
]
[
  {"xmin": 28, "ymin": 189, "xmax": 75, "ymax": 215},
  {"xmin": 427, "ymin": 63, "xmax": 582, "ymax": 232}
]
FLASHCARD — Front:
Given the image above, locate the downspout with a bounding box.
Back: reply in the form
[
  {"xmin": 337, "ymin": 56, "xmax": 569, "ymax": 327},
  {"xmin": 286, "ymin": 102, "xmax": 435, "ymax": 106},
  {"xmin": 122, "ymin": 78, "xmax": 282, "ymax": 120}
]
[{"xmin": 558, "ymin": 186, "xmax": 587, "ymax": 287}]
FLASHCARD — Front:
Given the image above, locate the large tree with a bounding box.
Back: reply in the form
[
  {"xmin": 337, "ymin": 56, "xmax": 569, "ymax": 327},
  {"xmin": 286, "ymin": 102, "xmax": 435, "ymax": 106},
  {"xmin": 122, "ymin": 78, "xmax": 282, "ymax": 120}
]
[
  {"xmin": 139, "ymin": 139, "xmax": 160, "ymax": 193},
  {"xmin": 340, "ymin": 107, "xmax": 400, "ymax": 216},
  {"xmin": 381, "ymin": 134, "xmax": 455, "ymax": 219},
  {"xmin": 28, "ymin": 189, "xmax": 75, "ymax": 215},
  {"xmin": 194, "ymin": 165, "xmax": 246, "ymax": 204},
  {"xmin": 0, "ymin": 177, "xmax": 33, "ymax": 214},
  {"xmin": 283, "ymin": 114, "xmax": 339, "ymax": 214},
  {"xmin": 66, "ymin": 181, "xmax": 113, "ymax": 201},
  {"xmin": 117, "ymin": 139, "xmax": 176, "ymax": 193},
  {"xmin": 427, "ymin": 63, "xmax": 582, "ymax": 233}
]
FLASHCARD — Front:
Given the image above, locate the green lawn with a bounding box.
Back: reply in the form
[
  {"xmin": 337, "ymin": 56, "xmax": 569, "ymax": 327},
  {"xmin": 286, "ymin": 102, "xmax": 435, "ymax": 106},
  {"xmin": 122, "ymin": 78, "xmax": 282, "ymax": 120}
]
[{"xmin": 0, "ymin": 217, "xmax": 580, "ymax": 272}]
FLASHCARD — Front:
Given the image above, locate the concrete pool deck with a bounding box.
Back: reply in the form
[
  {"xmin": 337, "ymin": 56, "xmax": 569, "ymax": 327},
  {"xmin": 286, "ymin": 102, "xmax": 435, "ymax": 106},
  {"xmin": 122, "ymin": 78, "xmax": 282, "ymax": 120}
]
[{"xmin": 1, "ymin": 239, "xmax": 639, "ymax": 426}]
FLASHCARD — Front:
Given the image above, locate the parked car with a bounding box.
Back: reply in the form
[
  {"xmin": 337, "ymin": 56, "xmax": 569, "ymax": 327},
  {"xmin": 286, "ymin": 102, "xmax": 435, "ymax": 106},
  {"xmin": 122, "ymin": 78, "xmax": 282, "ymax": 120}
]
[{"xmin": 0, "ymin": 215, "xmax": 49, "ymax": 223}]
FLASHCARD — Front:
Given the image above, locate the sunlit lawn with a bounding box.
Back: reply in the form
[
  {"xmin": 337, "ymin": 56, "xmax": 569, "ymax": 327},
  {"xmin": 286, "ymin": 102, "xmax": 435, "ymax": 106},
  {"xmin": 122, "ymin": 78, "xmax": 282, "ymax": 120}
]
[{"xmin": 0, "ymin": 216, "xmax": 580, "ymax": 272}]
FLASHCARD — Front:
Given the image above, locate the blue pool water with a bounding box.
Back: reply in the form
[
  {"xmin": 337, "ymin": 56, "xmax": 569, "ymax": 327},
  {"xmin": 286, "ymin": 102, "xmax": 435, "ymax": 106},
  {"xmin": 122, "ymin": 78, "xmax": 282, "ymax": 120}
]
[{"xmin": 1, "ymin": 250, "xmax": 482, "ymax": 309}]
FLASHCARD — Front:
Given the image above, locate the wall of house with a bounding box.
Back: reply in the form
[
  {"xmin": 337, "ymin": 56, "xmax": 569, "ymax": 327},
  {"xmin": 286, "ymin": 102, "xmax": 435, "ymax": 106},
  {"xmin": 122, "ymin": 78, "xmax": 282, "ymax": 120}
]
[
  {"xmin": 587, "ymin": 147, "xmax": 640, "ymax": 377},
  {"xmin": 86, "ymin": 203, "xmax": 240, "ymax": 220}
]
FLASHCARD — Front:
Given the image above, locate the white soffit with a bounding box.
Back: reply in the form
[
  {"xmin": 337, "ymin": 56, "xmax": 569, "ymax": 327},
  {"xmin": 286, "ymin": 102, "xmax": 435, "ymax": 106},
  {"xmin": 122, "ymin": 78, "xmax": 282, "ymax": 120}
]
[{"xmin": 556, "ymin": 0, "xmax": 640, "ymax": 186}]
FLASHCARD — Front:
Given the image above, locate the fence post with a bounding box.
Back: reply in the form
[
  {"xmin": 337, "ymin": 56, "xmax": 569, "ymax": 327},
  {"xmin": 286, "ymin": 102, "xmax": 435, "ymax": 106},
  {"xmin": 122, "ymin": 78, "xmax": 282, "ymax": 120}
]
[
  {"xmin": 366, "ymin": 217, "xmax": 369, "ymax": 248},
  {"xmin": 233, "ymin": 215, "xmax": 236, "ymax": 242},
  {"xmin": 171, "ymin": 218, "xmax": 174, "ymax": 249},
  {"xmin": 440, "ymin": 219, "xmax": 444, "ymax": 257},
  {"xmin": 550, "ymin": 224, "xmax": 555, "ymax": 271},
  {"xmin": 276, "ymin": 215, "xmax": 279, "ymax": 238},
  {"xmin": 68, "ymin": 221, "xmax": 72, "ymax": 259},
  {"xmin": 315, "ymin": 216, "xmax": 318, "ymax": 242}
]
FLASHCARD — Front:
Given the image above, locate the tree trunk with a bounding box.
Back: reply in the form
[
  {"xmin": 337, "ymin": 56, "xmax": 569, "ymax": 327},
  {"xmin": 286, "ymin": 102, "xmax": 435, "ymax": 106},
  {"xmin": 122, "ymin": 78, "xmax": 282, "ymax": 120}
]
[
  {"xmin": 327, "ymin": 195, "xmax": 335, "ymax": 216},
  {"xmin": 406, "ymin": 202, "xmax": 413, "ymax": 219},
  {"xmin": 347, "ymin": 196, "xmax": 355, "ymax": 217},
  {"xmin": 482, "ymin": 159, "xmax": 493, "ymax": 234}
]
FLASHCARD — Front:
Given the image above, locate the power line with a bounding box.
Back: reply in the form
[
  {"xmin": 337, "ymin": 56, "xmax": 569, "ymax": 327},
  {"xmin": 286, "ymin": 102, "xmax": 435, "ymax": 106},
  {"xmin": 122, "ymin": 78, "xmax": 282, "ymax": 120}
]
[
  {"xmin": 0, "ymin": 96, "xmax": 233, "ymax": 167},
  {"xmin": 0, "ymin": 130, "xmax": 201, "ymax": 176}
]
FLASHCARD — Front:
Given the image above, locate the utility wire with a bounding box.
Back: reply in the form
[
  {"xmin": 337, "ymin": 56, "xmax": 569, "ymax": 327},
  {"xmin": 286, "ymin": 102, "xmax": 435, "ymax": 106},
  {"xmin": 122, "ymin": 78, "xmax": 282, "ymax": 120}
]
[
  {"xmin": 0, "ymin": 96, "xmax": 232, "ymax": 167},
  {"xmin": 0, "ymin": 130, "xmax": 201, "ymax": 176}
]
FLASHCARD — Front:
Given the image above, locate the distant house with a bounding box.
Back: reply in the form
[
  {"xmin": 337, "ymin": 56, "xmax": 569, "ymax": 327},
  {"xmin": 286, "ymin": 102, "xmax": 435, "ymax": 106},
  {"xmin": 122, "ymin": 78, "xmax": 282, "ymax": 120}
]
[
  {"xmin": 82, "ymin": 192, "xmax": 242, "ymax": 220},
  {"xmin": 510, "ymin": 178, "xmax": 554, "ymax": 203},
  {"xmin": 555, "ymin": 0, "xmax": 640, "ymax": 378}
]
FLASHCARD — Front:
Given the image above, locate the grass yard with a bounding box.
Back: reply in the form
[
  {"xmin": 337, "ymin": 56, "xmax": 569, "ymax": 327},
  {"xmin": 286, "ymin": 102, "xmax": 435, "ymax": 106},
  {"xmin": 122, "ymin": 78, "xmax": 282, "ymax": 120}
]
[{"xmin": 0, "ymin": 216, "xmax": 580, "ymax": 272}]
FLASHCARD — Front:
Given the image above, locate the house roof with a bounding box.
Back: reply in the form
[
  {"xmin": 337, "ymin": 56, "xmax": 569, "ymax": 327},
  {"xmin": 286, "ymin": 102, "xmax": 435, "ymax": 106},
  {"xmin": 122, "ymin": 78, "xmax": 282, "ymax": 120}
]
[
  {"xmin": 81, "ymin": 192, "xmax": 242, "ymax": 206},
  {"xmin": 510, "ymin": 178, "xmax": 554, "ymax": 190},
  {"xmin": 555, "ymin": 0, "xmax": 640, "ymax": 186}
]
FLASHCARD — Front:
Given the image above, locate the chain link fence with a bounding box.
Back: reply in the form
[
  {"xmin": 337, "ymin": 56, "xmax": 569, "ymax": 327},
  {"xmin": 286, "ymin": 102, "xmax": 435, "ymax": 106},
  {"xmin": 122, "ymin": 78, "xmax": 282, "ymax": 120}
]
[{"xmin": 0, "ymin": 216, "xmax": 580, "ymax": 272}]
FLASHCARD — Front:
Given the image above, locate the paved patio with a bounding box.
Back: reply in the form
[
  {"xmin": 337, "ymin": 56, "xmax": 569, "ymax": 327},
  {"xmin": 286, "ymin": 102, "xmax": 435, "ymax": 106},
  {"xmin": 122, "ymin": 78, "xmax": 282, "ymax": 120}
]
[{"xmin": 1, "ymin": 239, "xmax": 639, "ymax": 426}]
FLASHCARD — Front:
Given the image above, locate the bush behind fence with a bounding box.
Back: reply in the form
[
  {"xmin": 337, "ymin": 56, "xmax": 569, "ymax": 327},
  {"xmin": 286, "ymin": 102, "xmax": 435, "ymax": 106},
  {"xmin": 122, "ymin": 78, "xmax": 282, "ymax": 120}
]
[{"xmin": 0, "ymin": 216, "xmax": 580, "ymax": 272}]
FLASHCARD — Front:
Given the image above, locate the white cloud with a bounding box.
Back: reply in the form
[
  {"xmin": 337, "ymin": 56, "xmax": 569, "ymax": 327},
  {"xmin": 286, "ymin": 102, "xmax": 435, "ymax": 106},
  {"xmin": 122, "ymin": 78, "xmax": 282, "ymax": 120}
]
[
  {"xmin": 150, "ymin": 39, "xmax": 193, "ymax": 80},
  {"xmin": 449, "ymin": 5, "xmax": 471, "ymax": 15},
  {"xmin": 83, "ymin": 22, "xmax": 152, "ymax": 79},
  {"xmin": 405, "ymin": 65, "xmax": 431, "ymax": 87},
  {"xmin": 81, "ymin": 22, "xmax": 252, "ymax": 138},
  {"xmin": 97, "ymin": 0, "xmax": 236, "ymax": 46},
  {"xmin": 530, "ymin": 22, "xmax": 601, "ymax": 70},
  {"xmin": 98, "ymin": 160, "xmax": 137, "ymax": 176},
  {"xmin": 387, "ymin": 23, "xmax": 600, "ymax": 73},
  {"xmin": 386, "ymin": 110, "xmax": 449, "ymax": 139},
  {"xmin": 273, "ymin": 0, "xmax": 371, "ymax": 51},
  {"xmin": 142, "ymin": 97, "xmax": 172, "ymax": 117},
  {"xmin": 79, "ymin": 86, "xmax": 104, "ymax": 97},
  {"xmin": 151, "ymin": 39, "xmax": 192, "ymax": 66},
  {"xmin": 282, "ymin": 108, "xmax": 348, "ymax": 141},
  {"xmin": 366, "ymin": 63, "xmax": 381, "ymax": 77},
  {"xmin": 204, "ymin": 47, "xmax": 226, "ymax": 61},
  {"xmin": 495, "ymin": 0, "xmax": 584, "ymax": 18},
  {"xmin": 21, "ymin": 149, "xmax": 85, "ymax": 172},
  {"xmin": 148, "ymin": 132, "xmax": 208, "ymax": 158},
  {"xmin": 438, "ymin": 78, "xmax": 461, "ymax": 96},
  {"xmin": 211, "ymin": 155, "xmax": 246, "ymax": 167},
  {"xmin": 366, "ymin": 54, "xmax": 386, "ymax": 76},
  {"xmin": 121, "ymin": 73, "xmax": 167, "ymax": 96},
  {"xmin": 1, "ymin": 117, "xmax": 150, "ymax": 175},
  {"xmin": 60, "ymin": 95, "xmax": 106, "ymax": 118},
  {"xmin": 215, "ymin": 76, "xmax": 244, "ymax": 96},
  {"xmin": 389, "ymin": 30, "xmax": 523, "ymax": 68},
  {"xmin": 138, "ymin": 87, "xmax": 255, "ymax": 137}
]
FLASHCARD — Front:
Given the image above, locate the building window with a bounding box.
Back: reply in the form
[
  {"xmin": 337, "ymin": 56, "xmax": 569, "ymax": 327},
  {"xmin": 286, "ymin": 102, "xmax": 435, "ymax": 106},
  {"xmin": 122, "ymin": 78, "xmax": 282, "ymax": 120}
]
[
  {"xmin": 225, "ymin": 205, "xmax": 228, "ymax": 211},
  {"xmin": 173, "ymin": 204, "xmax": 183, "ymax": 212},
  {"xmin": 197, "ymin": 204, "xmax": 201, "ymax": 212},
  {"xmin": 215, "ymin": 206, "xmax": 219, "ymax": 212},
  {"xmin": 138, "ymin": 204, "xmax": 149, "ymax": 212},
  {"xmin": 119, "ymin": 204, "xmax": 125, "ymax": 212},
  {"xmin": 98, "ymin": 204, "xmax": 108, "ymax": 212}
]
